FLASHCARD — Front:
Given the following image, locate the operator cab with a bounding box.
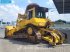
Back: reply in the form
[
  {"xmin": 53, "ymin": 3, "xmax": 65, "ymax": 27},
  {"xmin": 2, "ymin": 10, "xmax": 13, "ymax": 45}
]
[
  {"xmin": 26, "ymin": 4, "xmax": 48, "ymax": 19},
  {"xmin": 36, "ymin": 7, "xmax": 48, "ymax": 18}
]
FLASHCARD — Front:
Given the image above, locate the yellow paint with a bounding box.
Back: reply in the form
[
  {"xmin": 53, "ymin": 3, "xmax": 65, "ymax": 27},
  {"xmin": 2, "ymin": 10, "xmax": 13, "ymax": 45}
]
[
  {"xmin": 27, "ymin": 27, "xmax": 33, "ymax": 35},
  {"xmin": 5, "ymin": 26, "xmax": 16, "ymax": 37}
]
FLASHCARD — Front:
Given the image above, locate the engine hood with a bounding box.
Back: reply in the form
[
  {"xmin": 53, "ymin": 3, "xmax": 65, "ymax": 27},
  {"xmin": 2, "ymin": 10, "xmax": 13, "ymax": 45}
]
[{"xmin": 30, "ymin": 18, "xmax": 51, "ymax": 26}]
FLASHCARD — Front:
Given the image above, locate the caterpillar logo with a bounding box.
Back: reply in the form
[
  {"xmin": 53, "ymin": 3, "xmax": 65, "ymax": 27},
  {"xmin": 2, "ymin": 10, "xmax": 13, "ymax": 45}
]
[{"xmin": 0, "ymin": 0, "xmax": 11, "ymax": 4}]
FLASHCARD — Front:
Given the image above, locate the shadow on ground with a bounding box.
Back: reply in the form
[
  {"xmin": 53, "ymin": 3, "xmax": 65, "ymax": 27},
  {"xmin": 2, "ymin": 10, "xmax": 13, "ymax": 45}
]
[
  {"xmin": 7, "ymin": 38, "xmax": 51, "ymax": 48},
  {"xmin": 8, "ymin": 38, "xmax": 34, "ymax": 45}
]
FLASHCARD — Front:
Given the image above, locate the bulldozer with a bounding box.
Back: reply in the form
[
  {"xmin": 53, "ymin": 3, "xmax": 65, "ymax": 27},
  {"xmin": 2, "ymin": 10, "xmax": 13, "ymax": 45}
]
[{"xmin": 5, "ymin": 3, "xmax": 66, "ymax": 46}]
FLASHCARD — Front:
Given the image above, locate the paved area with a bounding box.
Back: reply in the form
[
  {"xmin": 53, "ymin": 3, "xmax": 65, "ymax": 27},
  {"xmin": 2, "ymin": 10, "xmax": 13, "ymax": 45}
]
[
  {"xmin": 0, "ymin": 28, "xmax": 70, "ymax": 52},
  {"xmin": 0, "ymin": 38, "xmax": 70, "ymax": 52}
]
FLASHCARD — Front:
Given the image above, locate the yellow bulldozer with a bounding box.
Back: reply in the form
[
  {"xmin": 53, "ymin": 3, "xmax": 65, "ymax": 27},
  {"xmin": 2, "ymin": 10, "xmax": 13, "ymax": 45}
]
[{"xmin": 5, "ymin": 3, "xmax": 67, "ymax": 46}]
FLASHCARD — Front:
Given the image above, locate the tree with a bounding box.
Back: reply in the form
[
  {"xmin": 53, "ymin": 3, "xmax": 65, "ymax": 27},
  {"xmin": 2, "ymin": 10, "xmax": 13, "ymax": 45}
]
[
  {"xmin": 2, "ymin": 22, "xmax": 6, "ymax": 24},
  {"xmin": 55, "ymin": 19, "xmax": 66, "ymax": 24}
]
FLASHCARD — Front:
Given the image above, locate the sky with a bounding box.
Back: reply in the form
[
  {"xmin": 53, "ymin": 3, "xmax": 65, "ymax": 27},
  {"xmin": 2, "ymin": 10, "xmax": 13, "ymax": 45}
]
[{"xmin": 0, "ymin": 0, "xmax": 70, "ymax": 22}]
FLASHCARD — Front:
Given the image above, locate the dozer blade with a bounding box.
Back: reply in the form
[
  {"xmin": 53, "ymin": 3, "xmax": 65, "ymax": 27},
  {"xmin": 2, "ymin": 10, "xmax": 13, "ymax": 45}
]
[{"xmin": 40, "ymin": 28, "xmax": 65, "ymax": 46}]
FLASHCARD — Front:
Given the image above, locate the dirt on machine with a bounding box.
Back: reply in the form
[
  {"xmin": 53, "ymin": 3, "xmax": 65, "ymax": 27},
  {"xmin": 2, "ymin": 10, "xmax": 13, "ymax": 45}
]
[{"xmin": 5, "ymin": 3, "xmax": 67, "ymax": 46}]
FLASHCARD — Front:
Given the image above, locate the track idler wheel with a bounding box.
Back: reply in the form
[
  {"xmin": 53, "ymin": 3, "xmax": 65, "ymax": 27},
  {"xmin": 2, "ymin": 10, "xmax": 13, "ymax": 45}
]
[{"xmin": 26, "ymin": 25, "xmax": 41, "ymax": 44}]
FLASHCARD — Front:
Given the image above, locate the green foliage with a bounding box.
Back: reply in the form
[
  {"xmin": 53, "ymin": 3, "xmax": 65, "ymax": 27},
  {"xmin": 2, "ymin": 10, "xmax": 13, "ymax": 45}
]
[
  {"xmin": 2, "ymin": 22, "xmax": 6, "ymax": 24},
  {"xmin": 55, "ymin": 19, "xmax": 66, "ymax": 24}
]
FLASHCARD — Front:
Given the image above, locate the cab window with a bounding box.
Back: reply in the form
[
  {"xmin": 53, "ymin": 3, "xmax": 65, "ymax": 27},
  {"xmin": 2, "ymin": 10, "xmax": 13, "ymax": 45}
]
[{"xmin": 27, "ymin": 10, "xmax": 33, "ymax": 19}]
